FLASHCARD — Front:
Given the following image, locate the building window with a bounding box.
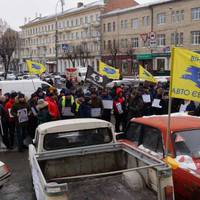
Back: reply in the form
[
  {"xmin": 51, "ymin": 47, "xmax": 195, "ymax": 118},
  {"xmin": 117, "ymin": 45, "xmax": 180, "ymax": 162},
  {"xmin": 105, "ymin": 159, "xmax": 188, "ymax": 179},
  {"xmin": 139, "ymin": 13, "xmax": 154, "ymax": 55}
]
[
  {"xmin": 131, "ymin": 37, "xmax": 139, "ymax": 48},
  {"xmin": 121, "ymin": 38, "xmax": 128, "ymax": 48},
  {"xmin": 85, "ymin": 16, "xmax": 88, "ymax": 23},
  {"xmin": 121, "ymin": 20, "xmax": 124, "ymax": 29},
  {"xmin": 171, "ymin": 10, "xmax": 184, "ymax": 23},
  {"xmin": 171, "ymin": 32, "xmax": 184, "ymax": 46},
  {"xmin": 103, "ymin": 40, "xmax": 106, "ymax": 50},
  {"xmin": 157, "ymin": 34, "xmax": 166, "ymax": 46},
  {"xmin": 124, "ymin": 20, "xmax": 128, "ymax": 29},
  {"xmin": 90, "ymin": 15, "xmax": 93, "ymax": 22},
  {"xmin": 191, "ymin": 31, "xmax": 200, "ymax": 45},
  {"xmin": 107, "ymin": 23, "xmax": 111, "ymax": 32},
  {"xmin": 113, "ymin": 22, "xmax": 116, "ymax": 32},
  {"xmin": 131, "ymin": 18, "xmax": 139, "ymax": 29},
  {"xmin": 192, "ymin": 7, "xmax": 200, "ymax": 20},
  {"xmin": 142, "ymin": 16, "xmax": 150, "ymax": 26},
  {"xmin": 155, "ymin": 57, "xmax": 168, "ymax": 71},
  {"xmin": 122, "ymin": 61, "xmax": 128, "ymax": 74},
  {"xmin": 108, "ymin": 40, "xmax": 112, "ymax": 48},
  {"xmin": 157, "ymin": 13, "xmax": 166, "ymax": 25},
  {"xmin": 103, "ymin": 24, "xmax": 106, "ymax": 32}
]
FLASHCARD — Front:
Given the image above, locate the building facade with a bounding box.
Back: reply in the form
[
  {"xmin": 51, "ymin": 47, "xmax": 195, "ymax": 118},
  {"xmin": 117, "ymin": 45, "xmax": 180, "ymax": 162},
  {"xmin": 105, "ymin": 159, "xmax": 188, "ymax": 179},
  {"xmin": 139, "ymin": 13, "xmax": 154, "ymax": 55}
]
[
  {"xmin": 101, "ymin": 0, "xmax": 200, "ymax": 77},
  {"xmin": 20, "ymin": 1, "xmax": 104, "ymax": 73}
]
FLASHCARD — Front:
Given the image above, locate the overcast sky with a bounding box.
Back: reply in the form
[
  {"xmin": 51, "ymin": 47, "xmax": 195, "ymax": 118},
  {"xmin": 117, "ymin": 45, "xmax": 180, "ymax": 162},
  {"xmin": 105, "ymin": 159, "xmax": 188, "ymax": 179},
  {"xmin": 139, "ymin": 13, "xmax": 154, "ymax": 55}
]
[{"xmin": 0, "ymin": 0, "xmax": 155, "ymax": 30}]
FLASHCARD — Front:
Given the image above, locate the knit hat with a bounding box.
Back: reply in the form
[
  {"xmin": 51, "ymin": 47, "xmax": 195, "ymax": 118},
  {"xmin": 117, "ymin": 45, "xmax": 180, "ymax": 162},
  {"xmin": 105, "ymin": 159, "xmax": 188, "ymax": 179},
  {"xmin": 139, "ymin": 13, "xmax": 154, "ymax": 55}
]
[
  {"xmin": 36, "ymin": 99, "xmax": 48, "ymax": 110},
  {"xmin": 18, "ymin": 93, "xmax": 25, "ymax": 99}
]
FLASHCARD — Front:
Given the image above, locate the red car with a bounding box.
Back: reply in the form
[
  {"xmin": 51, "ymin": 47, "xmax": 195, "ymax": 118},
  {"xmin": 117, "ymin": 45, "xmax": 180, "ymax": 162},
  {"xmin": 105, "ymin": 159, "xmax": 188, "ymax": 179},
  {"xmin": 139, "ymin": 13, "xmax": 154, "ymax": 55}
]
[{"xmin": 119, "ymin": 115, "xmax": 200, "ymax": 200}]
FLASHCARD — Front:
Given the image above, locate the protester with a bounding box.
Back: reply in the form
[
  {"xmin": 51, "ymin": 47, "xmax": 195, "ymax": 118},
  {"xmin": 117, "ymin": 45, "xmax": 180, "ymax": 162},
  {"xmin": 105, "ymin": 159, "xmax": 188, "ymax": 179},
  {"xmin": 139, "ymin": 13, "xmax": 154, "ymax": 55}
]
[
  {"xmin": 28, "ymin": 93, "xmax": 38, "ymax": 139},
  {"xmin": 59, "ymin": 89, "xmax": 75, "ymax": 119},
  {"xmin": 113, "ymin": 88, "xmax": 125, "ymax": 132},
  {"xmin": 36, "ymin": 99, "xmax": 51, "ymax": 124},
  {"xmin": 45, "ymin": 93, "xmax": 60, "ymax": 120},
  {"xmin": 90, "ymin": 92, "xmax": 103, "ymax": 119},
  {"xmin": 11, "ymin": 93, "xmax": 30, "ymax": 152},
  {"xmin": 4, "ymin": 91, "xmax": 17, "ymax": 149},
  {"xmin": 101, "ymin": 89, "xmax": 112, "ymax": 122}
]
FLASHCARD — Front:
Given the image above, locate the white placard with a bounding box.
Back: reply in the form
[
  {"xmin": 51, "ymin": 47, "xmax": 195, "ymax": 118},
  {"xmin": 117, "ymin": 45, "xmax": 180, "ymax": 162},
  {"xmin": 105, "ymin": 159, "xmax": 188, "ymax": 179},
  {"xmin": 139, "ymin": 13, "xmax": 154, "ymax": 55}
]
[
  {"xmin": 179, "ymin": 104, "xmax": 187, "ymax": 112},
  {"xmin": 8, "ymin": 108, "xmax": 14, "ymax": 118},
  {"xmin": 91, "ymin": 108, "xmax": 101, "ymax": 117},
  {"xmin": 31, "ymin": 107, "xmax": 38, "ymax": 116},
  {"xmin": 152, "ymin": 99, "xmax": 162, "ymax": 108},
  {"xmin": 116, "ymin": 103, "xmax": 123, "ymax": 114},
  {"xmin": 62, "ymin": 107, "xmax": 75, "ymax": 117},
  {"xmin": 17, "ymin": 108, "xmax": 28, "ymax": 123},
  {"xmin": 142, "ymin": 94, "xmax": 151, "ymax": 103},
  {"xmin": 102, "ymin": 100, "xmax": 113, "ymax": 109}
]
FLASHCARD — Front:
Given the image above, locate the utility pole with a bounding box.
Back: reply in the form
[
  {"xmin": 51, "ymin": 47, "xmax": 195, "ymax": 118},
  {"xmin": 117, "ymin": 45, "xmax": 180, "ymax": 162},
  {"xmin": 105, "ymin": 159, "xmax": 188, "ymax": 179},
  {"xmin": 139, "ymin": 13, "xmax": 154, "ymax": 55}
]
[{"xmin": 55, "ymin": 0, "xmax": 65, "ymax": 73}]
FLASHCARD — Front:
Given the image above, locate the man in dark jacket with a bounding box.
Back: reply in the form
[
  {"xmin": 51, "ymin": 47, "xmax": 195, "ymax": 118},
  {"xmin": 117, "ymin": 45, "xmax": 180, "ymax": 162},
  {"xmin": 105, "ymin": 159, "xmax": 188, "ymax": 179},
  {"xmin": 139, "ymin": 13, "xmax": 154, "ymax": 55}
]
[
  {"xmin": 36, "ymin": 99, "xmax": 51, "ymax": 124},
  {"xmin": 11, "ymin": 93, "xmax": 30, "ymax": 152}
]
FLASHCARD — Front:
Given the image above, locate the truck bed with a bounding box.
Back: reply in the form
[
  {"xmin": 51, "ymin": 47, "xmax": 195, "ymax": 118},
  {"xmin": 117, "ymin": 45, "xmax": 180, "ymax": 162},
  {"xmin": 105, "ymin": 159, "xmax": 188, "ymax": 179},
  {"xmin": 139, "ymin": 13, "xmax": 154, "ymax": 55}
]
[{"xmin": 68, "ymin": 174, "xmax": 156, "ymax": 200}]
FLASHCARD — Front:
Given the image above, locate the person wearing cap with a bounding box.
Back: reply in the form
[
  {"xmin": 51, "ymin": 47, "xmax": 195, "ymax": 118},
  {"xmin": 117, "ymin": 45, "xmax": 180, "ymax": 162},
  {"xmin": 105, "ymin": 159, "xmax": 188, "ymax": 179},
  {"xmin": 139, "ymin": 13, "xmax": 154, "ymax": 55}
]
[
  {"xmin": 4, "ymin": 91, "xmax": 17, "ymax": 149},
  {"xmin": 59, "ymin": 89, "xmax": 75, "ymax": 119},
  {"xmin": 78, "ymin": 93, "xmax": 91, "ymax": 118},
  {"xmin": 36, "ymin": 87, "xmax": 45, "ymax": 99},
  {"xmin": 36, "ymin": 99, "xmax": 51, "ymax": 124},
  {"xmin": 11, "ymin": 93, "xmax": 30, "ymax": 152}
]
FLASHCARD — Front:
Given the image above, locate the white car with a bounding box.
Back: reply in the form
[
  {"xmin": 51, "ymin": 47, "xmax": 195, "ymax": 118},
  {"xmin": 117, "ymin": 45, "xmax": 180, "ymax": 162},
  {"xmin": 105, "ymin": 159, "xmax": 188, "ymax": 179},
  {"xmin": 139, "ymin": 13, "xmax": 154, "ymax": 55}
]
[{"xmin": 0, "ymin": 161, "xmax": 10, "ymax": 188}]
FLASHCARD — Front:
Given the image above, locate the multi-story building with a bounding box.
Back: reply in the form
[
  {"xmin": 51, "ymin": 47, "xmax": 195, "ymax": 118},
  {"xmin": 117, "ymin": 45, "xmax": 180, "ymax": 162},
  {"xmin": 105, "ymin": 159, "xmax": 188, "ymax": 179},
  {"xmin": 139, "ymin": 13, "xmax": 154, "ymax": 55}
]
[
  {"xmin": 20, "ymin": 0, "xmax": 137, "ymax": 73},
  {"xmin": 101, "ymin": 0, "xmax": 200, "ymax": 76},
  {"xmin": 20, "ymin": 1, "xmax": 104, "ymax": 73}
]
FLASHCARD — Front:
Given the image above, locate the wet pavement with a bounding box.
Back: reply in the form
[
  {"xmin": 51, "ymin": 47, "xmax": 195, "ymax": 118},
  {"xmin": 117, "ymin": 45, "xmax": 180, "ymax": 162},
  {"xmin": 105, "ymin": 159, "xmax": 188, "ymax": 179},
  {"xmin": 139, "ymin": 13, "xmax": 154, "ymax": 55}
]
[{"xmin": 0, "ymin": 150, "xmax": 36, "ymax": 200}]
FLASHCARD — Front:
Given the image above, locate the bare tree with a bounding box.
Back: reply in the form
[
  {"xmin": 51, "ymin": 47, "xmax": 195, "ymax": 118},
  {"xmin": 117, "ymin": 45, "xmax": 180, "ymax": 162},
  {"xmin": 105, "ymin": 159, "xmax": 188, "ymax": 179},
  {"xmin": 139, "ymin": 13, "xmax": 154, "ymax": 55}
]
[
  {"xmin": 63, "ymin": 45, "xmax": 77, "ymax": 68},
  {"xmin": 107, "ymin": 41, "xmax": 119, "ymax": 67},
  {"xmin": 0, "ymin": 28, "xmax": 19, "ymax": 79}
]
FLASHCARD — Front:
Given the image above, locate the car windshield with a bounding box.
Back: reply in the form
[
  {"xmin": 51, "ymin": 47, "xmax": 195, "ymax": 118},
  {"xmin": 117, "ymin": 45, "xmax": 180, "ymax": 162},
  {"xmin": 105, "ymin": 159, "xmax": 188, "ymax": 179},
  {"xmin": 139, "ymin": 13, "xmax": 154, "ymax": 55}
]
[
  {"xmin": 44, "ymin": 128, "xmax": 113, "ymax": 151},
  {"xmin": 173, "ymin": 129, "xmax": 200, "ymax": 158}
]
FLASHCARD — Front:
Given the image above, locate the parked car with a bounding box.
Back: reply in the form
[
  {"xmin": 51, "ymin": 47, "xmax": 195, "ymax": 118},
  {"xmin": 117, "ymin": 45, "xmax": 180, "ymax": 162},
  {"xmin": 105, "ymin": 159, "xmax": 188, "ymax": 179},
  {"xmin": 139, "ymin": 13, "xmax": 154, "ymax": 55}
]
[
  {"xmin": 118, "ymin": 114, "xmax": 200, "ymax": 200},
  {"xmin": 29, "ymin": 118, "xmax": 174, "ymax": 200},
  {"xmin": 0, "ymin": 161, "xmax": 11, "ymax": 188}
]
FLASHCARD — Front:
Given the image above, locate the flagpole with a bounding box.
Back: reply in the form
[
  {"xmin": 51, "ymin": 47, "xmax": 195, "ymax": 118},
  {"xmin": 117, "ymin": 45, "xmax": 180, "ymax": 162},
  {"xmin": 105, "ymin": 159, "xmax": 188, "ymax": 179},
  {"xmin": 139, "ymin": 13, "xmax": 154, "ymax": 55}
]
[{"xmin": 165, "ymin": 47, "xmax": 175, "ymax": 157}]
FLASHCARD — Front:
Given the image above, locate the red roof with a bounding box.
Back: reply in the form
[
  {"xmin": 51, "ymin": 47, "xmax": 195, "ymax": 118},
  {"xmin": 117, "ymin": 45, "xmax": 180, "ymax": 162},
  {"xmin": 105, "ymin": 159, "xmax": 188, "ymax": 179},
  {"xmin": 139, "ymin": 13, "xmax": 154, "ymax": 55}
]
[
  {"xmin": 104, "ymin": 0, "xmax": 138, "ymax": 13},
  {"xmin": 131, "ymin": 115, "xmax": 200, "ymax": 133}
]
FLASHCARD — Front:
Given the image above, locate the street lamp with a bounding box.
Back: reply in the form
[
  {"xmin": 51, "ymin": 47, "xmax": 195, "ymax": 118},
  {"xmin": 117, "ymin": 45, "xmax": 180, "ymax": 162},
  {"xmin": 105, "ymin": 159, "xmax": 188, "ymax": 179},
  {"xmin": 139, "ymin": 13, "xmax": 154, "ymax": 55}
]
[{"xmin": 55, "ymin": 0, "xmax": 65, "ymax": 73}]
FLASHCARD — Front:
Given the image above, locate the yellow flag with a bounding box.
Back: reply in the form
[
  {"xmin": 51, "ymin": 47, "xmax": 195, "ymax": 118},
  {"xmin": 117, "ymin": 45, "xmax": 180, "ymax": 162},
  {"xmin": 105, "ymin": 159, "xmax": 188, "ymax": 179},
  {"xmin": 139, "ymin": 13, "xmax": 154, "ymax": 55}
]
[
  {"xmin": 26, "ymin": 60, "xmax": 46, "ymax": 75},
  {"xmin": 170, "ymin": 47, "xmax": 200, "ymax": 102},
  {"xmin": 139, "ymin": 65, "xmax": 157, "ymax": 83},
  {"xmin": 99, "ymin": 61, "xmax": 120, "ymax": 80}
]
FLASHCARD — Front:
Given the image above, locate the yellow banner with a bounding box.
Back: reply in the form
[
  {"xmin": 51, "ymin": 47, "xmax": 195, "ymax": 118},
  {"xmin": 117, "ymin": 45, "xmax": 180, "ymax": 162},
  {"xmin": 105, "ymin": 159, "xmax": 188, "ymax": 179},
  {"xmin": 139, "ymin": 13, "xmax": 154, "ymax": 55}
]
[
  {"xmin": 26, "ymin": 60, "xmax": 46, "ymax": 75},
  {"xmin": 170, "ymin": 47, "xmax": 200, "ymax": 102},
  {"xmin": 139, "ymin": 65, "xmax": 157, "ymax": 83},
  {"xmin": 99, "ymin": 61, "xmax": 120, "ymax": 80}
]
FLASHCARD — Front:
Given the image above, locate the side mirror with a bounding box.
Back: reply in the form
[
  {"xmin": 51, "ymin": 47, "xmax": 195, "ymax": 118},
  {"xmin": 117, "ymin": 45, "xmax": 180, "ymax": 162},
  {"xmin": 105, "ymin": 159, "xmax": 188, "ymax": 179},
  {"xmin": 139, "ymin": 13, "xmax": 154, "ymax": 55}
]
[
  {"xmin": 164, "ymin": 156, "xmax": 179, "ymax": 170},
  {"xmin": 116, "ymin": 132, "xmax": 125, "ymax": 140}
]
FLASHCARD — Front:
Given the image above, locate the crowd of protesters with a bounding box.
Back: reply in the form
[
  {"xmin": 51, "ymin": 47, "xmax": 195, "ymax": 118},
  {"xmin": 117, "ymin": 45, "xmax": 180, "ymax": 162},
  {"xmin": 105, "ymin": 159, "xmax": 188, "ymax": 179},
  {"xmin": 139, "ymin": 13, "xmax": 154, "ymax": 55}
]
[{"xmin": 0, "ymin": 79, "xmax": 200, "ymax": 152}]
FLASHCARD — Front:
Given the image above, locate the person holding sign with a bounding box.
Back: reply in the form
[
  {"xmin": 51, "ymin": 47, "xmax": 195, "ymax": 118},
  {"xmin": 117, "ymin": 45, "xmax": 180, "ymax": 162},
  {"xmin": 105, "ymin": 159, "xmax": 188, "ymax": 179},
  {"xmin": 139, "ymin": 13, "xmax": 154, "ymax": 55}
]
[
  {"xmin": 113, "ymin": 89, "xmax": 125, "ymax": 132},
  {"xmin": 101, "ymin": 89, "xmax": 113, "ymax": 122},
  {"xmin": 59, "ymin": 90, "xmax": 75, "ymax": 119},
  {"xmin": 90, "ymin": 92, "xmax": 103, "ymax": 119},
  {"xmin": 11, "ymin": 93, "xmax": 30, "ymax": 152}
]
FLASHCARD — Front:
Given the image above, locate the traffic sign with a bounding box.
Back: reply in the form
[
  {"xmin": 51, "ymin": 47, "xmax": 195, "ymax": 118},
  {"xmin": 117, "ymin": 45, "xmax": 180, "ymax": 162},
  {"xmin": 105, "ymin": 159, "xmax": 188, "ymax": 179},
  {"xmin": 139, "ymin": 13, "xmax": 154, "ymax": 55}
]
[{"xmin": 149, "ymin": 32, "xmax": 156, "ymax": 41}]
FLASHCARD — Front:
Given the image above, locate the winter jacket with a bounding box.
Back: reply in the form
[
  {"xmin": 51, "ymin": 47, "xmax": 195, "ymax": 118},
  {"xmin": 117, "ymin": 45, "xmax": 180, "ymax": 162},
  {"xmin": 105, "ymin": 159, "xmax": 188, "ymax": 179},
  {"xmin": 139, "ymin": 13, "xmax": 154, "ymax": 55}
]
[
  {"xmin": 45, "ymin": 96, "xmax": 60, "ymax": 120},
  {"xmin": 113, "ymin": 97, "xmax": 125, "ymax": 115},
  {"xmin": 11, "ymin": 99, "xmax": 30, "ymax": 127},
  {"xmin": 5, "ymin": 98, "xmax": 15, "ymax": 122},
  {"xmin": 37, "ymin": 107, "xmax": 52, "ymax": 124}
]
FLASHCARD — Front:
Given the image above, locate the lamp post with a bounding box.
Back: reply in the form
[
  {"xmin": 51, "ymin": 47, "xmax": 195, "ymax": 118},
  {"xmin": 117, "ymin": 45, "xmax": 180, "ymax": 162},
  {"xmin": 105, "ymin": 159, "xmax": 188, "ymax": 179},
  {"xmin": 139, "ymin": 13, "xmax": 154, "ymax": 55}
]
[{"xmin": 55, "ymin": 0, "xmax": 65, "ymax": 73}]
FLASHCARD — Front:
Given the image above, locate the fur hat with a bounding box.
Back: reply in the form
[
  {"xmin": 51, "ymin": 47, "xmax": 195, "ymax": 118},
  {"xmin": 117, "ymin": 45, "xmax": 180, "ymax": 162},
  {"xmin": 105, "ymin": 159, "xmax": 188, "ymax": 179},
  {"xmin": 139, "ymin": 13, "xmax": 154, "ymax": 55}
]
[{"xmin": 36, "ymin": 99, "xmax": 48, "ymax": 110}]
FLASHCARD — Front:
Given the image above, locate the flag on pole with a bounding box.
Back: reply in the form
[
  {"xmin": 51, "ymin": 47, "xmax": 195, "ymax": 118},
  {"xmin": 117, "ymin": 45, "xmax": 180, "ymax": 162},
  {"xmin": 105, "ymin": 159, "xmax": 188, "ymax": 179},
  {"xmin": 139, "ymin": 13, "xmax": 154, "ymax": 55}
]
[
  {"xmin": 139, "ymin": 65, "xmax": 157, "ymax": 83},
  {"xmin": 86, "ymin": 66, "xmax": 111, "ymax": 88},
  {"xmin": 99, "ymin": 61, "xmax": 120, "ymax": 80},
  {"xmin": 170, "ymin": 47, "xmax": 200, "ymax": 102},
  {"xmin": 26, "ymin": 60, "xmax": 46, "ymax": 75}
]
